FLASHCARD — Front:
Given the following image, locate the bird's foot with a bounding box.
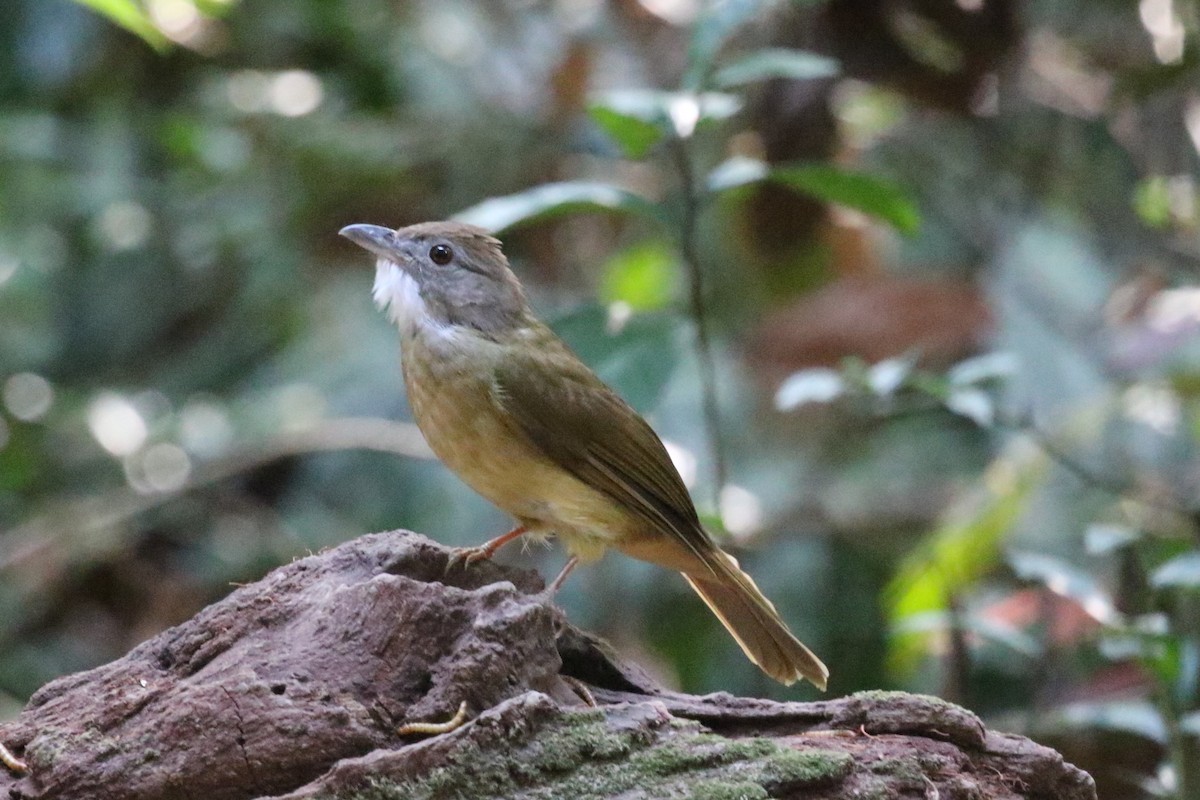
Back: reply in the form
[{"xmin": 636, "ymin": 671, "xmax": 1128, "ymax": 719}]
[
  {"xmin": 444, "ymin": 525, "xmax": 528, "ymax": 574},
  {"xmin": 445, "ymin": 545, "xmax": 492, "ymax": 573}
]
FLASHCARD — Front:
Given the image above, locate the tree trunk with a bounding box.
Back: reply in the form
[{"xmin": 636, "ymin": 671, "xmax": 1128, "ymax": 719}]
[{"xmin": 0, "ymin": 531, "xmax": 1096, "ymax": 799}]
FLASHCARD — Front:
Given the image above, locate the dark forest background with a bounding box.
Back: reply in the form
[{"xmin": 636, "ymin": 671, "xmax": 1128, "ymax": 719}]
[{"xmin": 2, "ymin": 0, "xmax": 1200, "ymax": 796}]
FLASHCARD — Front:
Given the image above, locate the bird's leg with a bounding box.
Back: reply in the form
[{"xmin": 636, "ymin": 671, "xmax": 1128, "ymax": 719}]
[
  {"xmin": 545, "ymin": 555, "xmax": 580, "ymax": 596},
  {"xmin": 446, "ymin": 525, "xmax": 527, "ymax": 571}
]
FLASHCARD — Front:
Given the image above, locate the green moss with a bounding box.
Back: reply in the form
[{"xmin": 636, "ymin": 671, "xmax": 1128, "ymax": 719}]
[
  {"xmin": 915, "ymin": 752, "xmax": 952, "ymax": 772},
  {"xmin": 668, "ymin": 717, "xmax": 703, "ymax": 731},
  {"xmin": 760, "ymin": 747, "xmax": 853, "ymax": 787},
  {"xmin": 331, "ymin": 709, "xmax": 854, "ymax": 800},
  {"xmin": 416, "ymin": 753, "xmax": 520, "ymax": 798},
  {"xmin": 22, "ymin": 724, "xmax": 93, "ymax": 770},
  {"xmin": 852, "ymin": 777, "xmax": 893, "ymax": 800},
  {"xmin": 717, "ymin": 737, "xmax": 777, "ymax": 761},
  {"xmin": 340, "ymin": 774, "xmax": 773, "ymax": 800},
  {"xmin": 691, "ymin": 781, "xmax": 770, "ymax": 799},
  {"xmin": 526, "ymin": 713, "xmax": 635, "ymax": 772},
  {"xmin": 326, "ymin": 778, "xmax": 407, "ymax": 800},
  {"xmin": 868, "ymin": 755, "xmax": 925, "ymax": 782},
  {"xmin": 850, "ymin": 689, "xmax": 960, "ymax": 712},
  {"xmin": 628, "ymin": 739, "xmax": 725, "ymax": 776}
]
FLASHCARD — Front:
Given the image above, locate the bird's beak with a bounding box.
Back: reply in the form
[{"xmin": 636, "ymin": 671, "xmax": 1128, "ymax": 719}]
[{"xmin": 339, "ymin": 223, "xmax": 404, "ymax": 263}]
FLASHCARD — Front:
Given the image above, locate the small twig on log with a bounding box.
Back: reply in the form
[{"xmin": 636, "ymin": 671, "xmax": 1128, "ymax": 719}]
[
  {"xmin": 396, "ymin": 701, "xmax": 470, "ymax": 737},
  {"xmin": 0, "ymin": 741, "xmax": 26, "ymax": 775}
]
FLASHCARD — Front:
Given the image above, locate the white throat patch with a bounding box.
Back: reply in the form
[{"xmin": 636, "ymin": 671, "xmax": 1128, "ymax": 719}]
[
  {"xmin": 372, "ymin": 259, "xmax": 427, "ymax": 329},
  {"xmin": 372, "ymin": 259, "xmax": 460, "ymax": 343}
]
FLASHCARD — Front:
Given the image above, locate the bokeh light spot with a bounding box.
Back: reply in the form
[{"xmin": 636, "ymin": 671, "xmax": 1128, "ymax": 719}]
[
  {"xmin": 0, "ymin": 254, "xmax": 19, "ymax": 286},
  {"xmin": 180, "ymin": 398, "xmax": 234, "ymax": 458},
  {"xmin": 720, "ymin": 484, "xmax": 763, "ymax": 539},
  {"xmin": 270, "ymin": 70, "xmax": 323, "ymax": 117},
  {"xmin": 227, "ymin": 70, "xmax": 270, "ymax": 113},
  {"xmin": 93, "ymin": 201, "xmax": 153, "ymax": 252},
  {"xmin": 140, "ymin": 442, "xmax": 193, "ymax": 493},
  {"xmin": 88, "ymin": 392, "xmax": 148, "ymax": 456},
  {"xmin": 662, "ymin": 439, "xmax": 697, "ymax": 488},
  {"xmin": 4, "ymin": 373, "xmax": 54, "ymax": 422}
]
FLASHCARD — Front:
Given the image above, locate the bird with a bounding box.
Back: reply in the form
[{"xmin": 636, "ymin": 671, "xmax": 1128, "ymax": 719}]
[{"xmin": 339, "ymin": 220, "xmax": 829, "ymax": 689}]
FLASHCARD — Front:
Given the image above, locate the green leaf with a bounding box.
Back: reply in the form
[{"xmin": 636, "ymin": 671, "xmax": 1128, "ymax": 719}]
[
  {"xmin": 599, "ymin": 241, "xmax": 679, "ymax": 311},
  {"xmin": 193, "ymin": 0, "xmax": 238, "ymax": 16},
  {"xmin": 1047, "ymin": 701, "xmax": 1166, "ymax": 743},
  {"xmin": 889, "ymin": 9, "xmax": 964, "ymax": 74},
  {"xmin": 714, "ymin": 48, "xmax": 840, "ymax": 88},
  {"xmin": 868, "ymin": 356, "xmax": 916, "ymax": 396},
  {"xmin": 685, "ymin": 0, "xmax": 769, "ymax": 89},
  {"xmin": 774, "ymin": 368, "xmax": 844, "ymax": 410},
  {"xmin": 891, "ymin": 610, "xmax": 1042, "ymax": 658},
  {"xmin": 885, "ymin": 453, "xmax": 1040, "ymax": 675},
  {"xmin": 1008, "ymin": 551, "xmax": 1120, "ymax": 624},
  {"xmin": 707, "ymin": 156, "xmax": 769, "ymax": 191},
  {"xmin": 968, "ymin": 613, "xmax": 1043, "ymax": 658},
  {"xmin": 1181, "ymin": 710, "xmax": 1200, "ymax": 736},
  {"xmin": 947, "ymin": 352, "xmax": 1018, "ymax": 387},
  {"xmin": 1100, "ymin": 614, "xmax": 1181, "ymax": 685},
  {"xmin": 1085, "ymin": 524, "xmax": 1140, "ymax": 555},
  {"xmin": 945, "ymin": 387, "xmax": 994, "ymax": 427},
  {"xmin": 589, "ymin": 105, "xmax": 663, "ymax": 159},
  {"xmin": 1133, "ymin": 176, "xmax": 1172, "ymax": 229},
  {"xmin": 770, "ymin": 164, "xmax": 921, "ymax": 234},
  {"xmin": 590, "ymin": 90, "xmax": 741, "ymax": 146},
  {"xmin": 708, "ymin": 158, "xmax": 921, "ymax": 234},
  {"xmin": 1151, "ymin": 552, "xmax": 1200, "ymax": 589},
  {"xmin": 75, "ymin": 0, "xmax": 168, "ymax": 50},
  {"xmin": 452, "ymin": 182, "xmax": 664, "ymax": 233}
]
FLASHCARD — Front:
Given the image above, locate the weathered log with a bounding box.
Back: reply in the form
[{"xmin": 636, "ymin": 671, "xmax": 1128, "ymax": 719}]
[{"xmin": 0, "ymin": 531, "xmax": 1096, "ymax": 799}]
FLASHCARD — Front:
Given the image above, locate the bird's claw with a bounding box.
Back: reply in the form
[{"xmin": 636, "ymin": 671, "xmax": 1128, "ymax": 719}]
[{"xmin": 445, "ymin": 545, "xmax": 491, "ymax": 574}]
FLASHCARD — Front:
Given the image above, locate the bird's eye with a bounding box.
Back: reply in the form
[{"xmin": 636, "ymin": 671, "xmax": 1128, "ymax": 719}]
[{"xmin": 429, "ymin": 244, "xmax": 453, "ymax": 265}]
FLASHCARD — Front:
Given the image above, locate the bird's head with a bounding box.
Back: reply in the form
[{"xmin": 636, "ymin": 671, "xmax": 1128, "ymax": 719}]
[{"xmin": 339, "ymin": 220, "xmax": 530, "ymax": 336}]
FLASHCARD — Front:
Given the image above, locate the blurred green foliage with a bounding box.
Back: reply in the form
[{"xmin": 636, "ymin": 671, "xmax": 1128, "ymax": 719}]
[{"xmin": 3, "ymin": 0, "xmax": 1200, "ymax": 796}]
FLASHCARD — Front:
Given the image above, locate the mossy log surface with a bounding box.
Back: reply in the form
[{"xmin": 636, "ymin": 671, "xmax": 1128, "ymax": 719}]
[{"xmin": 0, "ymin": 531, "xmax": 1096, "ymax": 799}]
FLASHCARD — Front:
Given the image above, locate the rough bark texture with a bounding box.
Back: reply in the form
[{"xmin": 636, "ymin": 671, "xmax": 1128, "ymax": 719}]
[{"xmin": 0, "ymin": 531, "xmax": 1096, "ymax": 800}]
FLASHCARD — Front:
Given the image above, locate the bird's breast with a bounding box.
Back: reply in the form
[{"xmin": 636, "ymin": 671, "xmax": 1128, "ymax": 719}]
[{"xmin": 399, "ymin": 325, "xmax": 627, "ymax": 556}]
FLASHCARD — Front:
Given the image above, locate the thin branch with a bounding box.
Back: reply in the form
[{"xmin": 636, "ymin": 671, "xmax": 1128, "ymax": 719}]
[
  {"xmin": 0, "ymin": 741, "xmax": 27, "ymax": 776},
  {"xmin": 670, "ymin": 133, "xmax": 727, "ymax": 504},
  {"xmin": 0, "ymin": 417, "xmax": 434, "ymax": 574},
  {"xmin": 886, "ymin": 389, "xmax": 1198, "ymax": 520},
  {"xmin": 997, "ymin": 411, "xmax": 1199, "ymax": 519}
]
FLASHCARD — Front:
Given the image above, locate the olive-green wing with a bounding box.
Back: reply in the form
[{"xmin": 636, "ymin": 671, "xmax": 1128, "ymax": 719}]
[{"xmin": 491, "ymin": 343, "xmax": 716, "ymax": 567}]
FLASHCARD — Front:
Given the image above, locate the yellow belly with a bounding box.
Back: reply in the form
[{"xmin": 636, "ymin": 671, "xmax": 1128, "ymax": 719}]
[{"xmin": 400, "ymin": 327, "xmax": 625, "ymax": 561}]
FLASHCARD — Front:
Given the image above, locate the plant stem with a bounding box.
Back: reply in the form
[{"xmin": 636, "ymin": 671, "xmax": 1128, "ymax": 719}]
[{"xmin": 670, "ymin": 133, "xmax": 727, "ymax": 506}]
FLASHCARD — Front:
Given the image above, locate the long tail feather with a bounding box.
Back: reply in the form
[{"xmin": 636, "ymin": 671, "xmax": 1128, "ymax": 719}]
[{"xmin": 682, "ymin": 552, "xmax": 828, "ymax": 689}]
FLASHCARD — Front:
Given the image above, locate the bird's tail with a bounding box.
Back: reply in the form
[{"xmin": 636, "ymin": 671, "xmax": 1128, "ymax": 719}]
[{"xmin": 682, "ymin": 551, "xmax": 829, "ymax": 689}]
